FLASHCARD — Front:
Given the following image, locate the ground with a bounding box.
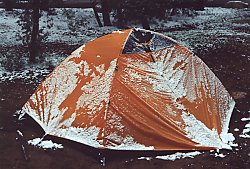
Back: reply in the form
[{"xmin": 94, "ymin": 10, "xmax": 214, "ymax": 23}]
[{"xmin": 0, "ymin": 7, "xmax": 249, "ymax": 169}]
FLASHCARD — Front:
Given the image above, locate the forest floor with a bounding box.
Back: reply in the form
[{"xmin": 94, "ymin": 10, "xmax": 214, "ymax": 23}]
[{"xmin": 0, "ymin": 7, "xmax": 250, "ymax": 169}]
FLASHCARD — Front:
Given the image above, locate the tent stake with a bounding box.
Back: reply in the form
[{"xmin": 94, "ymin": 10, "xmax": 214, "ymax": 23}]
[
  {"xmin": 17, "ymin": 130, "xmax": 29, "ymax": 161},
  {"xmin": 99, "ymin": 149, "xmax": 107, "ymax": 166}
]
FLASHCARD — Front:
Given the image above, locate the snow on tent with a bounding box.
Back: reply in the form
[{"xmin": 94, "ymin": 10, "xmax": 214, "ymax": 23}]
[{"xmin": 21, "ymin": 28, "xmax": 235, "ymax": 151}]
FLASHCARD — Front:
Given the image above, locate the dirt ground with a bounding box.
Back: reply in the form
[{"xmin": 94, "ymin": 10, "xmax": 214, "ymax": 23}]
[{"xmin": 0, "ymin": 8, "xmax": 250, "ymax": 169}]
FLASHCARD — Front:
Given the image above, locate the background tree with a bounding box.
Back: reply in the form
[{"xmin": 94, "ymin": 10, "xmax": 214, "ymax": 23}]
[
  {"xmin": 101, "ymin": 0, "xmax": 112, "ymax": 26},
  {"xmin": 109, "ymin": 0, "xmax": 174, "ymax": 29},
  {"xmin": 29, "ymin": 0, "xmax": 40, "ymax": 63},
  {"xmin": 109, "ymin": 0, "xmax": 207, "ymax": 29},
  {"xmin": 16, "ymin": 0, "xmax": 56, "ymax": 63}
]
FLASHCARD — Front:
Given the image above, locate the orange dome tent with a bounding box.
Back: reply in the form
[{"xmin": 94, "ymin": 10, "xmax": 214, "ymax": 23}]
[{"xmin": 21, "ymin": 28, "xmax": 235, "ymax": 151}]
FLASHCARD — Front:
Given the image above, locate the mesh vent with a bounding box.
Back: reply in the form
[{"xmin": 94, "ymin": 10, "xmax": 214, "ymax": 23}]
[{"xmin": 122, "ymin": 29, "xmax": 177, "ymax": 54}]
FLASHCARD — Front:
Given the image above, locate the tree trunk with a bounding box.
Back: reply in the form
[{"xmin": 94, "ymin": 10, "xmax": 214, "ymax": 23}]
[
  {"xmin": 29, "ymin": 0, "xmax": 40, "ymax": 63},
  {"xmin": 93, "ymin": 6, "xmax": 103, "ymax": 27},
  {"xmin": 116, "ymin": 7, "xmax": 125, "ymax": 28},
  {"xmin": 101, "ymin": 0, "xmax": 112, "ymax": 26},
  {"xmin": 170, "ymin": 8, "xmax": 177, "ymax": 16}
]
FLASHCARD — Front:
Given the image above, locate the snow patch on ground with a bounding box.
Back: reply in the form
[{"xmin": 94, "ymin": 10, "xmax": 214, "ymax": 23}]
[
  {"xmin": 0, "ymin": 8, "xmax": 117, "ymax": 46},
  {"xmin": 13, "ymin": 110, "xmax": 26, "ymax": 120},
  {"xmin": 158, "ymin": 7, "xmax": 250, "ymax": 51},
  {"xmin": 0, "ymin": 10, "xmax": 22, "ymax": 45},
  {"xmin": 155, "ymin": 151, "xmax": 202, "ymax": 161},
  {"xmin": 240, "ymin": 112, "xmax": 250, "ymax": 138},
  {"xmin": 137, "ymin": 157, "xmax": 152, "ymax": 161},
  {"xmin": 241, "ymin": 117, "xmax": 250, "ymax": 121},
  {"xmin": 0, "ymin": 67, "xmax": 50, "ymax": 83},
  {"xmin": 27, "ymin": 138, "xmax": 63, "ymax": 149},
  {"xmin": 234, "ymin": 128, "xmax": 240, "ymax": 132},
  {"xmin": 0, "ymin": 53, "xmax": 66, "ymax": 83},
  {"xmin": 220, "ymin": 133, "xmax": 238, "ymax": 147},
  {"xmin": 214, "ymin": 152, "xmax": 226, "ymax": 158},
  {"xmin": 138, "ymin": 151, "xmax": 202, "ymax": 161}
]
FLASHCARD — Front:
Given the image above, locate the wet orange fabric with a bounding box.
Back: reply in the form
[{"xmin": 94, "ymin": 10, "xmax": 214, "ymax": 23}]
[{"xmin": 22, "ymin": 28, "xmax": 235, "ymax": 150}]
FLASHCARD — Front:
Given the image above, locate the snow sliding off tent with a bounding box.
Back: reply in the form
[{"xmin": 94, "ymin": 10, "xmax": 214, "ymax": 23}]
[{"xmin": 21, "ymin": 28, "xmax": 235, "ymax": 151}]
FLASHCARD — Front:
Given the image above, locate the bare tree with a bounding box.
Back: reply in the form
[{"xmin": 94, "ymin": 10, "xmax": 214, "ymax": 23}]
[
  {"xmin": 29, "ymin": 0, "xmax": 41, "ymax": 63},
  {"xmin": 16, "ymin": 0, "xmax": 53, "ymax": 63},
  {"xmin": 101, "ymin": 0, "xmax": 112, "ymax": 26}
]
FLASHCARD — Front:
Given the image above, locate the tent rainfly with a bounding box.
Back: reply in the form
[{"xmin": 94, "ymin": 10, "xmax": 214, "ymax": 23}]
[{"xmin": 21, "ymin": 28, "xmax": 235, "ymax": 151}]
